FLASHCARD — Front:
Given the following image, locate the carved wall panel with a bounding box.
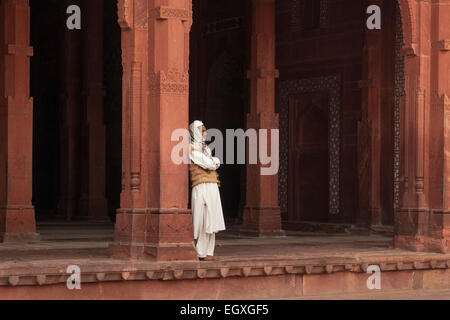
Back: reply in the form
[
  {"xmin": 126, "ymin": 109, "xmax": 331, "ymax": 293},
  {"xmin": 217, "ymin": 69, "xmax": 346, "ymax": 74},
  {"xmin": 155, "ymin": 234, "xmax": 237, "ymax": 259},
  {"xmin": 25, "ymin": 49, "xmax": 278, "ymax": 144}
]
[{"xmin": 279, "ymin": 75, "xmax": 341, "ymax": 216}]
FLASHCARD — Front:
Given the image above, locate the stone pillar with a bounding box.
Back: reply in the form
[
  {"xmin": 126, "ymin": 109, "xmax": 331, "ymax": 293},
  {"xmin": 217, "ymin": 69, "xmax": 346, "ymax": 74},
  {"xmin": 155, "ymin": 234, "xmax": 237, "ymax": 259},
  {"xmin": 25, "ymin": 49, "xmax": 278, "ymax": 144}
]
[
  {"xmin": 0, "ymin": 0, "xmax": 39, "ymax": 242},
  {"xmin": 427, "ymin": 0, "xmax": 450, "ymax": 253},
  {"xmin": 241, "ymin": 0, "xmax": 284, "ymax": 236},
  {"xmin": 110, "ymin": 0, "xmax": 197, "ymax": 261},
  {"xmin": 78, "ymin": 0, "xmax": 109, "ymax": 221},
  {"xmin": 394, "ymin": 0, "xmax": 448, "ymax": 252},
  {"xmin": 58, "ymin": 0, "xmax": 82, "ymax": 221}
]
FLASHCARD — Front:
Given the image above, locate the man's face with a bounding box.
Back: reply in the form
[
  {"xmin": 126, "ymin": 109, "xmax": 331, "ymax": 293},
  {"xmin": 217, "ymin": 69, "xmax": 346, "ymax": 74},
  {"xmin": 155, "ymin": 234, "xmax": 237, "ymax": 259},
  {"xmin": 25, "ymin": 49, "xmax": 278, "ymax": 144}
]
[{"xmin": 201, "ymin": 125, "xmax": 206, "ymax": 137}]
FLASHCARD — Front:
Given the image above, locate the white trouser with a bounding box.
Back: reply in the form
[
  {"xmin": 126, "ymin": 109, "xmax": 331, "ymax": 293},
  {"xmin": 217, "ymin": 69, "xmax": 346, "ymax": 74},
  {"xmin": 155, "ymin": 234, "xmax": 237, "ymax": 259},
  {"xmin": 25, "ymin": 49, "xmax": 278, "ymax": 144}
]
[
  {"xmin": 195, "ymin": 232, "xmax": 215, "ymax": 258},
  {"xmin": 191, "ymin": 182, "xmax": 225, "ymax": 258}
]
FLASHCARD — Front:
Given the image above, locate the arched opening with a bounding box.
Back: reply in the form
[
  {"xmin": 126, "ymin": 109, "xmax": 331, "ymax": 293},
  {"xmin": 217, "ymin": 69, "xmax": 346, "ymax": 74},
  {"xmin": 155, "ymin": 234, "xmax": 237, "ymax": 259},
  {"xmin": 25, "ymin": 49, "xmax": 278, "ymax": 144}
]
[
  {"xmin": 288, "ymin": 93, "xmax": 329, "ymax": 223},
  {"xmin": 277, "ymin": 0, "xmax": 405, "ymax": 231},
  {"xmin": 188, "ymin": 0, "xmax": 408, "ymax": 232}
]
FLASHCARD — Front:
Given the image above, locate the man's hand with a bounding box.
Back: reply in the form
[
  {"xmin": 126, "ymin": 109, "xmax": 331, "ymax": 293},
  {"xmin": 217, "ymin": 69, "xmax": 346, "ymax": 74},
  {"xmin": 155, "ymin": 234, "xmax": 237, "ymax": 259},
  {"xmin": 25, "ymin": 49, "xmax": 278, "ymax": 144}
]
[{"xmin": 212, "ymin": 157, "xmax": 220, "ymax": 169}]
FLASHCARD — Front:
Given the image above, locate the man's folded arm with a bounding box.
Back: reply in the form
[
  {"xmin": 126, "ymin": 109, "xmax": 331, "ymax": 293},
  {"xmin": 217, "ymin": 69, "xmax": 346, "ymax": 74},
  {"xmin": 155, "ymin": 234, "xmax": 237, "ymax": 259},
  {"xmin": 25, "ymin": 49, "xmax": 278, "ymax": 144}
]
[{"xmin": 190, "ymin": 150, "xmax": 218, "ymax": 170}]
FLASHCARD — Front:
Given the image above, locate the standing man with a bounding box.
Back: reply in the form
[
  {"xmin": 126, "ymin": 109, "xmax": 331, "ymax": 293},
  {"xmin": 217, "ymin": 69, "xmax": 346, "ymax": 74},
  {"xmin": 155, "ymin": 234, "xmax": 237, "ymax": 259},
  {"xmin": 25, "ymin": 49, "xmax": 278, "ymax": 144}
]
[{"xmin": 189, "ymin": 120, "xmax": 226, "ymax": 261}]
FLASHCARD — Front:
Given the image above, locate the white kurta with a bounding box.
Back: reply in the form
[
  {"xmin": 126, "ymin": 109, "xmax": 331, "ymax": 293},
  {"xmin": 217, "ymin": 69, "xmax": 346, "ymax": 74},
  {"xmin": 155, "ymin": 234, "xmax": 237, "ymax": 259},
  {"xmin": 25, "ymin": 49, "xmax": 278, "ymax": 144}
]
[{"xmin": 190, "ymin": 148, "xmax": 226, "ymax": 257}]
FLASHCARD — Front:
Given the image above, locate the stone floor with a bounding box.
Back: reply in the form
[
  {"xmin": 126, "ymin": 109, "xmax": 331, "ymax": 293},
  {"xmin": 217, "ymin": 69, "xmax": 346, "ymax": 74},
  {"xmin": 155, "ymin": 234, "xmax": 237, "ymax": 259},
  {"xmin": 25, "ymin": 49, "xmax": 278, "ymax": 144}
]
[
  {"xmin": 0, "ymin": 222, "xmax": 449, "ymax": 299},
  {"xmin": 0, "ymin": 222, "xmax": 392, "ymax": 260},
  {"xmin": 0, "ymin": 221, "xmax": 447, "ymax": 263}
]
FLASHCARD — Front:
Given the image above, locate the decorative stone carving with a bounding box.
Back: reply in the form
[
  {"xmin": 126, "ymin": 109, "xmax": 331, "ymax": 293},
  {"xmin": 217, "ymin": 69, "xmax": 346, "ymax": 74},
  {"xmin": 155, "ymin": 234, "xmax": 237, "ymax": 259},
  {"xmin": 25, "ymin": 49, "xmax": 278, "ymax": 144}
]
[
  {"xmin": 148, "ymin": 6, "xmax": 192, "ymax": 21},
  {"xmin": 357, "ymin": 119, "xmax": 372, "ymax": 222},
  {"xmin": 279, "ymin": 75, "xmax": 341, "ymax": 215},
  {"xmin": 149, "ymin": 69, "xmax": 189, "ymax": 95},
  {"xmin": 0, "ymin": 258, "xmax": 449, "ymax": 287},
  {"xmin": 394, "ymin": 4, "xmax": 405, "ymax": 209},
  {"xmin": 130, "ymin": 61, "xmax": 142, "ymax": 192}
]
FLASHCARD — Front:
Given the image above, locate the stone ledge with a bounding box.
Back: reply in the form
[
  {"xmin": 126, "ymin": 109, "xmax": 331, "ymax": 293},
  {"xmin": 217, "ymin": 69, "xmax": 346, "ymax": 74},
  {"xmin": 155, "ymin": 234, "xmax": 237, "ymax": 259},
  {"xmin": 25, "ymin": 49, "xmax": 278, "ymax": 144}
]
[{"xmin": 0, "ymin": 257, "xmax": 449, "ymax": 287}]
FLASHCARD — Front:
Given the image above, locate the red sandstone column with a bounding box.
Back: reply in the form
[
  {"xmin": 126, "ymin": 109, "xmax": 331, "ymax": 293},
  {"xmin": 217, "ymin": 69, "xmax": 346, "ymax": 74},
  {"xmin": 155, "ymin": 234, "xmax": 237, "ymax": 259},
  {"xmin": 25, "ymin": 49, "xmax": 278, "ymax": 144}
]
[
  {"xmin": 395, "ymin": 0, "xmax": 433, "ymax": 251},
  {"xmin": 425, "ymin": 0, "xmax": 450, "ymax": 252},
  {"xmin": 0, "ymin": 0, "xmax": 39, "ymax": 242},
  {"xmin": 110, "ymin": 0, "xmax": 150, "ymax": 259},
  {"xmin": 78, "ymin": 0, "xmax": 108, "ymax": 221},
  {"xmin": 241, "ymin": 0, "xmax": 284, "ymax": 236},
  {"xmin": 110, "ymin": 0, "xmax": 197, "ymax": 261},
  {"xmin": 58, "ymin": 0, "xmax": 82, "ymax": 221}
]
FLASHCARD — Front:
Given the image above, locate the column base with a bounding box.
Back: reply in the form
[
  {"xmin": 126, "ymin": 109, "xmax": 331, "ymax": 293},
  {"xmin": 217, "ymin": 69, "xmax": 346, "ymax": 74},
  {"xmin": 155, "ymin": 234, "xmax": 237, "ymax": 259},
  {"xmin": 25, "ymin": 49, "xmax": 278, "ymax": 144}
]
[
  {"xmin": 394, "ymin": 209, "xmax": 450, "ymax": 253},
  {"xmin": 109, "ymin": 242, "xmax": 145, "ymax": 260},
  {"xmin": 109, "ymin": 242, "xmax": 199, "ymax": 261},
  {"xmin": 394, "ymin": 235, "xmax": 427, "ymax": 252},
  {"xmin": 109, "ymin": 210, "xmax": 147, "ymax": 259},
  {"xmin": 0, "ymin": 232, "xmax": 40, "ymax": 243},
  {"xmin": 109, "ymin": 209, "xmax": 198, "ymax": 261},
  {"xmin": 394, "ymin": 235, "xmax": 449, "ymax": 253},
  {"xmin": 241, "ymin": 206, "xmax": 285, "ymax": 237},
  {"xmin": 0, "ymin": 206, "xmax": 40, "ymax": 243},
  {"xmin": 144, "ymin": 243, "xmax": 198, "ymax": 261}
]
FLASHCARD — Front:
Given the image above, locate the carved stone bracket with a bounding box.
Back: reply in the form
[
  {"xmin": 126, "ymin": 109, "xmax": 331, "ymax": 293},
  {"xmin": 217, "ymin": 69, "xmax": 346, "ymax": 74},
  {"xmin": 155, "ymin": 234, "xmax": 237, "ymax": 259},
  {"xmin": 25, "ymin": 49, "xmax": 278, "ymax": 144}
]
[
  {"xmin": 148, "ymin": 6, "xmax": 192, "ymax": 21},
  {"xmin": 118, "ymin": 0, "xmax": 148, "ymax": 30}
]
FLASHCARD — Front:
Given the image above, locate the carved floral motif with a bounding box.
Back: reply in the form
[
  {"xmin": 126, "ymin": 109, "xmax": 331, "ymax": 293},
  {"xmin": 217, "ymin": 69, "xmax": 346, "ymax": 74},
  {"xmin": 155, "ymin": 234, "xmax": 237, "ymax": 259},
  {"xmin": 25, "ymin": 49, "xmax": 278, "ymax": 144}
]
[{"xmin": 149, "ymin": 69, "xmax": 189, "ymax": 95}]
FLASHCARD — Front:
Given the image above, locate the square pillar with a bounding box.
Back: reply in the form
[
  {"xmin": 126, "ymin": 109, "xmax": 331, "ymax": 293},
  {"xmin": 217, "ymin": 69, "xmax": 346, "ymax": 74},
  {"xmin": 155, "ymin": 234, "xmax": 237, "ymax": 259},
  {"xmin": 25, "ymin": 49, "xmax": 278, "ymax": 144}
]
[
  {"xmin": 0, "ymin": 0, "xmax": 39, "ymax": 242},
  {"xmin": 241, "ymin": 0, "xmax": 284, "ymax": 236},
  {"xmin": 110, "ymin": 0, "xmax": 197, "ymax": 261},
  {"xmin": 395, "ymin": 0, "xmax": 450, "ymax": 253}
]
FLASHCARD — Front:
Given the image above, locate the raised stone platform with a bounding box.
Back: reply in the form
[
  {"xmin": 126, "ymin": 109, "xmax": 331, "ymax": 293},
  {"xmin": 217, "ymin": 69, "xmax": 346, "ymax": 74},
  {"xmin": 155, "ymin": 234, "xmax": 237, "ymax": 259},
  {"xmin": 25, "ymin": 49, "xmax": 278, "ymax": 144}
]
[{"xmin": 0, "ymin": 223, "xmax": 449, "ymax": 299}]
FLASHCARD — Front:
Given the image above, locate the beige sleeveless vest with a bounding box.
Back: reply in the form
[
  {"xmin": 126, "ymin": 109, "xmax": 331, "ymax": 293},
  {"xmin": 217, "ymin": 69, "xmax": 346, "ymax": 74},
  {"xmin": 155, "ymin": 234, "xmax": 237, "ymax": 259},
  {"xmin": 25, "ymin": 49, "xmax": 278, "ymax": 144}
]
[{"xmin": 189, "ymin": 163, "xmax": 220, "ymax": 188}]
